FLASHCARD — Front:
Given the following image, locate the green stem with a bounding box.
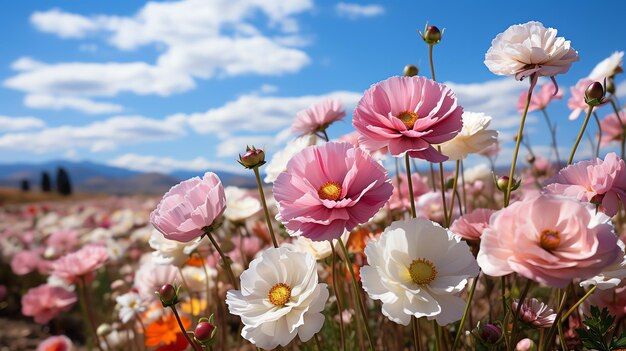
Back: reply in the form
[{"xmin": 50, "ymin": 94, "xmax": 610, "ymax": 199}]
[
  {"xmin": 77, "ymin": 278, "xmax": 105, "ymax": 351},
  {"xmin": 314, "ymin": 333, "xmax": 323, "ymax": 351},
  {"xmin": 433, "ymin": 320, "xmax": 442, "ymax": 351},
  {"xmin": 508, "ymin": 279, "xmax": 532, "ymax": 351},
  {"xmin": 169, "ymin": 306, "xmax": 202, "ymax": 351},
  {"xmin": 405, "ymin": 153, "xmax": 417, "ymax": 218},
  {"xmin": 203, "ymin": 229, "xmax": 239, "ymax": 289},
  {"xmin": 540, "ymin": 108, "xmax": 561, "ymax": 167},
  {"xmin": 542, "ymin": 289, "xmax": 568, "ymax": 350},
  {"xmin": 593, "ymin": 112, "xmax": 602, "ymax": 159},
  {"xmin": 428, "ymin": 44, "xmax": 436, "ymax": 81},
  {"xmin": 338, "ymin": 240, "xmax": 375, "ymax": 350},
  {"xmin": 253, "ymin": 167, "xmax": 279, "ymax": 248},
  {"xmin": 437, "ymin": 156, "xmax": 449, "ymax": 226},
  {"xmin": 330, "ymin": 243, "xmax": 346, "ymax": 351},
  {"xmin": 560, "ymin": 285, "xmax": 597, "ymax": 323},
  {"xmin": 447, "ymin": 160, "xmax": 460, "ymax": 227},
  {"xmin": 567, "ymin": 105, "xmax": 594, "ymax": 165},
  {"xmin": 412, "ymin": 316, "xmax": 423, "ymax": 351},
  {"xmin": 460, "ymin": 160, "xmax": 467, "ymax": 212},
  {"xmin": 452, "ymin": 271, "xmax": 480, "ymax": 351},
  {"xmin": 395, "ymin": 158, "xmax": 404, "ymax": 206}
]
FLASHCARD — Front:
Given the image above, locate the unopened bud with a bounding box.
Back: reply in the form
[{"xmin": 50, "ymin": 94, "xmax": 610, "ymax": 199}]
[
  {"xmin": 586, "ymin": 82, "xmax": 605, "ymax": 101},
  {"xmin": 194, "ymin": 320, "xmax": 216, "ymax": 344},
  {"xmin": 590, "ymin": 193, "xmax": 605, "ymax": 205},
  {"xmin": 156, "ymin": 283, "xmax": 178, "ymax": 307},
  {"xmin": 495, "ymin": 175, "xmax": 521, "ymax": 192},
  {"xmin": 526, "ymin": 155, "xmax": 536, "ymax": 164},
  {"xmin": 403, "ymin": 64, "xmax": 419, "ymax": 77},
  {"xmin": 606, "ymin": 77, "xmax": 616, "ymax": 95},
  {"xmin": 420, "ymin": 24, "xmax": 443, "ymax": 45},
  {"xmin": 238, "ymin": 145, "xmax": 266, "ymax": 169},
  {"xmin": 479, "ymin": 323, "xmax": 502, "ymax": 344}
]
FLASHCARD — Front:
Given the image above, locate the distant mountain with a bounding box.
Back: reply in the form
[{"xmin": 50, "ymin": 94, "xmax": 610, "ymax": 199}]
[{"xmin": 0, "ymin": 160, "xmax": 256, "ymax": 194}]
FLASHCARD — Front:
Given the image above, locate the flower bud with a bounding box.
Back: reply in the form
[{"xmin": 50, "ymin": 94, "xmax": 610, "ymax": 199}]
[
  {"xmin": 526, "ymin": 154, "xmax": 535, "ymax": 164},
  {"xmin": 238, "ymin": 145, "xmax": 266, "ymax": 169},
  {"xmin": 194, "ymin": 321, "xmax": 216, "ymax": 343},
  {"xmin": 606, "ymin": 77, "xmax": 616, "ymax": 95},
  {"xmin": 403, "ymin": 64, "xmax": 419, "ymax": 77},
  {"xmin": 156, "ymin": 283, "xmax": 178, "ymax": 307},
  {"xmin": 420, "ymin": 24, "xmax": 443, "ymax": 45},
  {"xmin": 97, "ymin": 323, "xmax": 112, "ymax": 337},
  {"xmin": 590, "ymin": 193, "xmax": 605, "ymax": 205},
  {"xmin": 479, "ymin": 323, "xmax": 502, "ymax": 344},
  {"xmin": 585, "ymin": 81, "xmax": 605, "ymax": 101},
  {"xmin": 495, "ymin": 175, "xmax": 521, "ymax": 193}
]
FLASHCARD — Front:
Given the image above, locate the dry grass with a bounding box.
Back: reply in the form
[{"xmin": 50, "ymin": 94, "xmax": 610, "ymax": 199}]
[{"xmin": 0, "ymin": 187, "xmax": 104, "ymax": 206}]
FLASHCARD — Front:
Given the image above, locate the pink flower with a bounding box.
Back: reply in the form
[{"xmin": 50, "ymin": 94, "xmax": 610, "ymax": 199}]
[
  {"xmin": 567, "ymin": 78, "xmax": 607, "ymax": 120},
  {"xmin": 46, "ymin": 229, "xmax": 79, "ymax": 254},
  {"xmin": 274, "ymin": 142, "xmax": 393, "ymax": 241},
  {"xmin": 450, "ymin": 208, "xmax": 495, "ymax": 241},
  {"xmin": 134, "ymin": 261, "xmax": 181, "ymax": 300},
  {"xmin": 511, "ymin": 298, "xmax": 556, "ymax": 328},
  {"xmin": 600, "ymin": 109, "xmax": 626, "ymax": 147},
  {"xmin": 10, "ymin": 249, "xmax": 42, "ymax": 275},
  {"xmin": 415, "ymin": 191, "xmax": 459, "ymax": 225},
  {"xmin": 291, "ymin": 98, "xmax": 346, "ymax": 135},
  {"xmin": 477, "ymin": 194, "xmax": 621, "ymax": 288},
  {"xmin": 517, "ymin": 83, "xmax": 563, "ymax": 112},
  {"xmin": 37, "ymin": 335, "xmax": 73, "ymax": 351},
  {"xmin": 21, "ymin": 284, "xmax": 76, "ymax": 324},
  {"xmin": 352, "ymin": 76, "xmax": 463, "ymax": 162},
  {"xmin": 388, "ymin": 173, "xmax": 430, "ymax": 211},
  {"xmin": 585, "ymin": 284, "xmax": 626, "ymax": 319},
  {"xmin": 543, "ymin": 153, "xmax": 626, "ymax": 216},
  {"xmin": 51, "ymin": 245, "xmax": 108, "ymax": 284},
  {"xmin": 150, "ymin": 172, "xmax": 226, "ymax": 242},
  {"xmin": 337, "ymin": 131, "xmax": 388, "ymax": 158}
]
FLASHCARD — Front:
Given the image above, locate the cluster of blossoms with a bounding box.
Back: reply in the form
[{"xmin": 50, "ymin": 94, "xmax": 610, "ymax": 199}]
[{"xmin": 4, "ymin": 18, "xmax": 626, "ymax": 351}]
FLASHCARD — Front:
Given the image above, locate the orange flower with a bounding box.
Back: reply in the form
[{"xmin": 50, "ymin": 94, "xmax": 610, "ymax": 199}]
[
  {"xmin": 144, "ymin": 312, "xmax": 190, "ymax": 351},
  {"xmin": 185, "ymin": 256, "xmax": 204, "ymax": 267}
]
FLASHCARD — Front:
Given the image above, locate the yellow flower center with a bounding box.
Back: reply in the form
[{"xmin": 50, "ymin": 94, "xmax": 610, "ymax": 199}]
[
  {"xmin": 540, "ymin": 229, "xmax": 561, "ymax": 251},
  {"xmin": 408, "ymin": 258, "xmax": 437, "ymax": 285},
  {"xmin": 396, "ymin": 110, "xmax": 419, "ymax": 129},
  {"xmin": 318, "ymin": 181, "xmax": 342, "ymax": 201},
  {"xmin": 268, "ymin": 283, "xmax": 291, "ymax": 306}
]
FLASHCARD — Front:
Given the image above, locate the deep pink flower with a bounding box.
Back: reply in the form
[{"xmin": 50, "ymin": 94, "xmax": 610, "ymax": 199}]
[
  {"xmin": 21, "ymin": 284, "xmax": 77, "ymax": 324},
  {"xmin": 544, "ymin": 153, "xmax": 626, "ymax": 216},
  {"xmin": 10, "ymin": 249, "xmax": 42, "ymax": 275},
  {"xmin": 51, "ymin": 245, "xmax": 108, "ymax": 284},
  {"xmin": 511, "ymin": 298, "xmax": 556, "ymax": 328},
  {"xmin": 388, "ymin": 173, "xmax": 430, "ymax": 211},
  {"xmin": 517, "ymin": 83, "xmax": 563, "ymax": 112},
  {"xmin": 352, "ymin": 76, "xmax": 463, "ymax": 162},
  {"xmin": 600, "ymin": 109, "xmax": 626, "ymax": 147},
  {"xmin": 150, "ymin": 172, "xmax": 226, "ymax": 242},
  {"xmin": 37, "ymin": 335, "xmax": 73, "ymax": 351},
  {"xmin": 291, "ymin": 98, "xmax": 346, "ymax": 135},
  {"xmin": 273, "ymin": 142, "xmax": 393, "ymax": 241},
  {"xmin": 567, "ymin": 78, "xmax": 608, "ymax": 120},
  {"xmin": 450, "ymin": 208, "xmax": 495, "ymax": 241},
  {"xmin": 477, "ymin": 194, "xmax": 621, "ymax": 288}
]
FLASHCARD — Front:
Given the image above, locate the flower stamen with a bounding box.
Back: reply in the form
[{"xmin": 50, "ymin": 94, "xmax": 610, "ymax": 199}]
[
  {"xmin": 318, "ymin": 181, "xmax": 342, "ymax": 201},
  {"xmin": 408, "ymin": 258, "xmax": 437, "ymax": 285},
  {"xmin": 268, "ymin": 283, "xmax": 291, "ymax": 306},
  {"xmin": 540, "ymin": 229, "xmax": 560, "ymax": 251},
  {"xmin": 396, "ymin": 110, "xmax": 419, "ymax": 129}
]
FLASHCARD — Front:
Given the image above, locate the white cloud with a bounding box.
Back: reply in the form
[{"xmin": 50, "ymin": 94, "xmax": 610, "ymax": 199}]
[
  {"xmin": 107, "ymin": 153, "xmax": 245, "ymax": 174},
  {"xmin": 31, "ymin": 8, "xmax": 99, "ymax": 38},
  {"xmin": 0, "ymin": 115, "xmax": 185, "ymax": 153},
  {"xmin": 216, "ymin": 135, "xmax": 277, "ymax": 157},
  {"xmin": 24, "ymin": 94, "xmax": 124, "ymax": 114},
  {"xmin": 0, "ymin": 116, "xmax": 46, "ymax": 132},
  {"xmin": 335, "ymin": 2, "xmax": 385, "ymax": 19}
]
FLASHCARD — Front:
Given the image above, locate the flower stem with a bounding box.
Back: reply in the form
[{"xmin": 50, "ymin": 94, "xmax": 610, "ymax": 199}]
[
  {"xmin": 504, "ymin": 80, "xmax": 534, "ymax": 206},
  {"xmin": 429, "ymin": 163, "xmax": 437, "ymax": 191},
  {"xmin": 508, "ymin": 279, "xmax": 532, "ymax": 351},
  {"xmin": 412, "ymin": 317, "xmax": 423, "ymax": 351},
  {"xmin": 460, "ymin": 160, "xmax": 467, "ymax": 211},
  {"xmin": 395, "ymin": 158, "xmax": 404, "ymax": 205},
  {"xmin": 567, "ymin": 105, "xmax": 595, "ymax": 165},
  {"xmin": 77, "ymin": 278, "xmax": 105, "ymax": 351},
  {"xmin": 542, "ymin": 288, "xmax": 568, "ymax": 350},
  {"xmin": 540, "ymin": 108, "xmax": 561, "ymax": 167},
  {"xmin": 593, "ymin": 112, "xmax": 602, "ymax": 158},
  {"xmin": 330, "ymin": 242, "xmax": 346, "ymax": 351},
  {"xmin": 253, "ymin": 167, "xmax": 279, "ymax": 248},
  {"xmin": 433, "ymin": 320, "xmax": 442, "ymax": 351},
  {"xmin": 405, "ymin": 153, "xmax": 417, "ymax": 218},
  {"xmin": 447, "ymin": 160, "xmax": 460, "ymax": 227},
  {"xmin": 203, "ymin": 229, "xmax": 239, "ymax": 289},
  {"xmin": 452, "ymin": 271, "xmax": 480, "ymax": 351},
  {"xmin": 169, "ymin": 306, "xmax": 202, "ymax": 351},
  {"xmin": 428, "ymin": 44, "xmax": 436, "ymax": 81},
  {"xmin": 314, "ymin": 333, "xmax": 323, "ymax": 351},
  {"xmin": 338, "ymin": 240, "xmax": 375, "ymax": 350},
  {"xmin": 560, "ymin": 285, "xmax": 597, "ymax": 323},
  {"xmin": 437, "ymin": 158, "xmax": 450, "ymax": 226}
]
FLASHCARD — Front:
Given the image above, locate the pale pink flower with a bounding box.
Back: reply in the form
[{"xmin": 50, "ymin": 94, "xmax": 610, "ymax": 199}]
[
  {"xmin": 291, "ymin": 98, "xmax": 346, "ymax": 135},
  {"xmin": 51, "ymin": 245, "xmax": 108, "ymax": 284},
  {"xmin": 516, "ymin": 338, "xmax": 534, "ymax": 351},
  {"xmin": 388, "ymin": 173, "xmax": 430, "ymax": 212},
  {"xmin": 46, "ymin": 229, "xmax": 79, "ymax": 254},
  {"xmin": 352, "ymin": 76, "xmax": 463, "ymax": 162},
  {"xmin": 511, "ymin": 298, "xmax": 556, "ymax": 328},
  {"xmin": 485, "ymin": 21, "xmax": 578, "ymax": 81},
  {"xmin": 415, "ymin": 191, "xmax": 459, "ymax": 225},
  {"xmin": 585, "ymin": 284, "xmax": 626, "ymax": 319},
  {"xmin": 543, "ymin": 153, "xmax": 626, "ymax": 216},
  {"xmin": 37, "ymin": 335, "xmax": 73, "ymax": 351},
  {"xmin": 150, "ymin": 172, "xmax": 226, "ymax": 242},
  {"xmin": 477, "ymin": 194, "xmax": 621, "ymax": 288},
  {"xmin": 134, "ymin": 261, "xmax": 180, "ymax": 300},
  {"xmin": 21, "ymin": 284, "xmax": 77, "ymax": 324},
  {"xmin": 337, "ymin": 131, "xmax": 388, "ymax": 159},
  {"xmin": 567, "ymin": 78, "xmax": 607, "ymax": 120},
  {"xmin": 450, "ymin": 208, "xmax": 495, "ymax": 241},
  {"xmin": 273, "ymin": 142, "xmax": 393, "ymax": 241},
  {"xmin": 600, "ymin": 109, "xmax": 626, "ymax": 147},
  {"xmin": 517, "ymin": 83, "xmax": 563, "ymax": 112},
  {"xmin": 11, "ymin": 249, "xmax": 42, "ymax": 275}
]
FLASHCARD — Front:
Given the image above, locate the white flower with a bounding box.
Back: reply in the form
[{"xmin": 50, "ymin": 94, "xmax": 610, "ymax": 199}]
[
  {"xmin": 485, "ymin": 21, "xmax": 578, "ymax": 80},
  {"xmin": 115, "ymin": 292, "xmax": 146, "ymax": 323},
  {"xmin": 283, "ymin": 231, "xmax": 350, "ymax": 260},
  {"xmin": 226, "ymin": 247, "xmax": 329, "ymax": 349},
  {"xmin": 148, "ymin": 228, "xmax": 204, "ymax": 267},
  {"xmin": 580, "ymin": 240, "xmax": 626, "ymax": 290},
  {"xmin": 438, "ymin": 112, "xmax": 498, "ymax": 161},
  {"xmin": 360, "ymin": 218, "xmax": 479, "ymax": 326},
  {"xmin": 589, "ymin": 51, "xmax": 624, "ymax": 80},
  {"xmin": 181, "ymin": 265, "xmax": 217, "ymax": 293},
  {"xmin": 133, "ymin": 261, "xmax": 180, "ymax": 300},
  {"xmin": 264, "ymin": 135, "xmax": 318, "ymax": 183},
  {"xmin": 463, "ymin": 164, "xmax": 491, "ymax": 183},
  {"xmin": 224, "ymin": 186, "xmax": 261, "ymax": 222}
]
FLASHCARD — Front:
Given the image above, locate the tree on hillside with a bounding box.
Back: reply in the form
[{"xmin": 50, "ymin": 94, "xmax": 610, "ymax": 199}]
[
  {"xmin": 56, "ymin": 167, "xmax": 72, "ymax": 196},
  {"xmin": 41, "ymin": 172, "xmax": 52, "ymax": 192},
  {"xmin": 20, "ymin": 179, "xmax": 30, "ymax": 192}
]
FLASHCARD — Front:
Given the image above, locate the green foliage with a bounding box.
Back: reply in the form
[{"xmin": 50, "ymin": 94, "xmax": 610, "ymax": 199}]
[{"xmin": 576, "ymin": 306, "xmax": 626, "ymax": 350}]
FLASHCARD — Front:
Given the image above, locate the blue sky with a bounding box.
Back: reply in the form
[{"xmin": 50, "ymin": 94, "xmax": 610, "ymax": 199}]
[{"xmin": 0, "ymin": 0, "xmax": 624, "ymax": 176}]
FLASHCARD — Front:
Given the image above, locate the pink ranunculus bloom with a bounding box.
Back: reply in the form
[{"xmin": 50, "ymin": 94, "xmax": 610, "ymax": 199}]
[
  {"xmin": 21, "ymin": 284, "xmax": 77, "ymax": 324},
  {"xmin": 477, "ymin": 194, "xmax": 621, "ymax": 288},
  {"xmin": 46, "ymin": 229, "xmax": 79, "ymax": 254},
  {"xmin": 291, "ymin": 98, "xmax": 346, "ymax": 135},
  {"xmin": 388, "ymin": 173, "xmax": 430, "ymax": 212},
  {"xmin": 10, "ymin": 249, "xmax": 42, "ymax": 275},
  {"xmin": 600, "ymin": 109, "xmax": 626, "ymax": 147},
  {"xmin": 51, "ymin": 245, "xmax": 108, "ymax": 284},
  {"xmin": 352, "ymin": 76, "xmax": 463, "ymax": 162},
  {"xmin": 543, "ymin": 153, "xmax": 626, "ymax": 216},
  {"xmin": 567, "ymin": 78, "xmax": 608, "ymax": 120},
  {"xmin": 415, "ymin": 191, "xmax": 459, "ymax": 225},
  {"xmin": 37, "ymin": 335, "xmax": 73, "ymax": 351},
  {"xmin": 517, "ymin": 83, "xmax": 563, "ymax": 113},
  {"xmin": 274, "ymin": 142, "xmax": 393, "ymax": 241},
  {"xmin": 450, "ymin": 208, "xmax": 495, "ymax": 241},
  {"xmin": 150, "ymin": 172, "xmax": 226, "ymax": 242}
]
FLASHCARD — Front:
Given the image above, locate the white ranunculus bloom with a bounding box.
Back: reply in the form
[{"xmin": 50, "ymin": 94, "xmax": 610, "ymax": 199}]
[
  {"xmin": 588, "ymin": 51, "xmax": 624, "ymax": 80},
  {"xmin": 226, "ymin": 247, "xmax": 329, "ymax": 349},
  {"xmin": 360, "ymin": 218, "xmax": 479, "ymax": 326},
  {"xmin": 580, "ymin": 240, "xmax": 626, "ymax": 290},
  {"xmin": 148, "ymin": 229, "xmax": 204, "ymax": 267},
  {"xmin": 115, "ymin": 291, "xmax": 146, "ymax": 323},
  {"xmin": 264, "ymin": 135, "xmax": 318, "ymax": 184},
  {"xmin": 463, "ymin": 164, "xmax": 491, "ymax": 183},
  {"xmin": 484, "ymin": 21, "xmax": 578, "ymax": 80},
  {"xmin": 438, "ymin": 112, "xmax": 498, "ymax": 161},
  {"xmin": 283, "ymin": 230, "xmax": 350, "ymax": 260},
  {"xmin": 224, "ymin": 186, "xmax": 261, "ymax": 222}
]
